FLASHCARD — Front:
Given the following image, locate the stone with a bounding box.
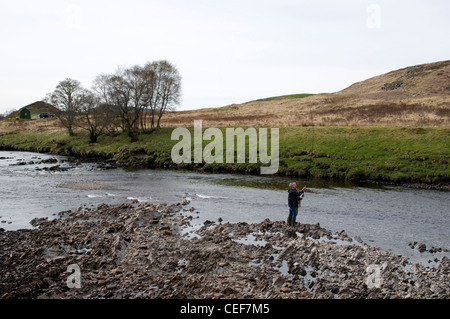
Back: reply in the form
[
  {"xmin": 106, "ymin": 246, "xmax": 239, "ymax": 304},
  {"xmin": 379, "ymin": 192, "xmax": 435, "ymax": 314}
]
[
  {"xmin": 382, "ymin": 80, "xmax": 403, "ymax": 91},
  {"xmin": 241, "ymin": 253, "xmax": 251, "ymax": 259},
  {"xmin": 280, "ymin": 286, "xmax": 291, "ymax": 293},
  {"xmin": 300, "ymin": 291, "xmax": 311, "ymax": 297},
  {"xmin": 416, "ymin": 243, "xmax": 427, "ymax": 253},
  {"xmin": 272, "ymin": 276, "xmax": 285, "ymax": 287},
  {"xmin": 111, "ymin": 268, "xmax": 123, "ymax": 275}
]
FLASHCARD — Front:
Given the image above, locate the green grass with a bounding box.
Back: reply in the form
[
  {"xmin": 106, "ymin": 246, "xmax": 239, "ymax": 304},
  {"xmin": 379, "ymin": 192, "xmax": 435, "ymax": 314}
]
[
  {"xmin": 0, "ymin": 126, "xmax": 449, "ymax": 185},
  {"xmin": 278, "ymin": 126, "xmax": 450, "ymax": 184}
]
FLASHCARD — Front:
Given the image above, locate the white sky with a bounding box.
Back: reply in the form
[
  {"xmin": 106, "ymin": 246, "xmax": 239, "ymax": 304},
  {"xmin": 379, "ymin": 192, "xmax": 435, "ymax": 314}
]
[{"xmin": 1, "ymin": 0, "xmax": 449, "ymax": 114}]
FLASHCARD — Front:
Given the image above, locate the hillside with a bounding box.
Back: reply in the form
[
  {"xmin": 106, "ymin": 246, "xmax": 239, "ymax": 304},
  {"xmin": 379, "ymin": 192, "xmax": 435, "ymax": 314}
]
[
  {"xmin": 7, "ymin": 101, "xmax": 58, "ymax": 119},
  {"xmin": 0, "ymin": 60, "xmax": 449, "ymax": 136},
  {"xmin": 162, "ymin": 60, "xmax": 450, "ymax": 127}
]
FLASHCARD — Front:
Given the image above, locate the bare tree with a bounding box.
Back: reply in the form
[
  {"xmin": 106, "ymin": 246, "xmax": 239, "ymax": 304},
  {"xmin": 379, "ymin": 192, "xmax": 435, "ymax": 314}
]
[
  {"xmin": 141, "ymin": 63, "xmax": 159, "ymax": 132},
  {"xmin": 78, "ymin": 91, "xmax": 116, "ymax": 143},
  {"xmin": 142, "ymin": 60, "xmax": 181, "ymax": 132},
  {"xmin": 91, "ymin": 60, "xmax": 182, "ymax": 140},
  {"xmin": 153, "ymin": 60, "xmax": 182, "ymax": 129},
  {"xmin": 94, "ymin": 67, "xmax": 147, "ymax": 142},
  {"xmin": 92, "ymin": 74, "xmax": 123, "ymax": 135},
  {"xmin": 0, "ymin": 108, "xmax": 16, "ymax": 119},
  {"xmin": 47, "ymin": 78, "xmax": 85, "ymax": 136},
  {"xmin": 123, "ymin": 65, "xmax": 148, "ymax": 140}
]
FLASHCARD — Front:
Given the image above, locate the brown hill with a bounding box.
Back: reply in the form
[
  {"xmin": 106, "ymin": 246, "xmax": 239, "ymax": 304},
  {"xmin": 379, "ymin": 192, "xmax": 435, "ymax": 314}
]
[
  {"xmin": 0, "ymin": 101, "xmax": 63, "ymax": 135},
  {"xmin": 162, "ymin": 60, "xmax": 450, "ymax": 127},
  {"xmin": 1, "ymin": 61, "xmax": 449, "ymax": 135},
  {"xmin": 7, "ymin": 101, "xmax": 58, "ymax": 119}
]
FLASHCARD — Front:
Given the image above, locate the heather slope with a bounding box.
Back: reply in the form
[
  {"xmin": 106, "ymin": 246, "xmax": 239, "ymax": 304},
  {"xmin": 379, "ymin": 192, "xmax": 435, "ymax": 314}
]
[{"xmin": 162, "ymin": 60, "xmax": 450, "ymax": 128}]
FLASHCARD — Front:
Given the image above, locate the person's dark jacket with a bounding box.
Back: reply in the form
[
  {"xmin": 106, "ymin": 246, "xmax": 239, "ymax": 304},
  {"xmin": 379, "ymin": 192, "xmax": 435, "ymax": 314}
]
[{"xmin": 288, "ymin": 188, "xmax": 304, "ymax": 207}]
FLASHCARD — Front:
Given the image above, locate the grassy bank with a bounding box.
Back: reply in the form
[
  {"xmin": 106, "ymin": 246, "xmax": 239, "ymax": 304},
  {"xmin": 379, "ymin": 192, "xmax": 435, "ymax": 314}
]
[{"xmin": 0, "ymin": 126, "xmax": 449, "ymax": 186}]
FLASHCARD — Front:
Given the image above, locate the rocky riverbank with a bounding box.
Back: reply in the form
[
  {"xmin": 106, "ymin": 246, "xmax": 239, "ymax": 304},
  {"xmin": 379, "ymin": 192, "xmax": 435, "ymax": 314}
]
[{"xmin": 0, "ymin": 200, "xmax": 449, "ymax": 299}]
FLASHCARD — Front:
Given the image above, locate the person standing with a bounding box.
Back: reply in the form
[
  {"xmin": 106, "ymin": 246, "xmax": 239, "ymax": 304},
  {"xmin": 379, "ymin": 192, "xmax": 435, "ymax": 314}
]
[{"xmin": 287, "ymin": 182, "xmax": 306, "ymax": 226}]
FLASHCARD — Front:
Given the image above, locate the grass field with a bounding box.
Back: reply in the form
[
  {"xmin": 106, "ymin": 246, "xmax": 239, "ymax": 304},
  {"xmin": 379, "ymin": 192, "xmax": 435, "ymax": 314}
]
[
  {"xmin": 278, "ymin": 126, "xmax": 450, "ymax": 184},
  {"xmin": 1, "ymin": 126, "xmax": 448, "ymax": 186}
]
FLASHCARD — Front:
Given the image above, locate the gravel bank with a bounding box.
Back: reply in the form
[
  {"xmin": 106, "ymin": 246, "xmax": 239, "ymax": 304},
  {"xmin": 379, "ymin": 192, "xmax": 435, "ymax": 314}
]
[{"xmin": 0, "ymin": 200, "xmax": 448, "ymax": 299}]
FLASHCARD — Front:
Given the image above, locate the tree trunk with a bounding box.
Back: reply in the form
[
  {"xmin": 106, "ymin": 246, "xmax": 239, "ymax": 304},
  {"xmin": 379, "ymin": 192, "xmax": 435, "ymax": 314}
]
[
  {"xmin": 89, "ymin": 129, "xmax": 98, "ymax": 143},
  {"xmin": 128, "ymin": 130, "xmax": 139, "ymax": 143},
  {"xmin": 68, "ymin": 125, "xmax": 74, "ymax": 136}
]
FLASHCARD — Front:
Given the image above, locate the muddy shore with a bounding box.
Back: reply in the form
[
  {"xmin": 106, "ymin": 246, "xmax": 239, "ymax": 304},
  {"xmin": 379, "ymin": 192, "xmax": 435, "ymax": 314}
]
[{"xmin": 0, "ymin": 200, "xmax": 448, "ymax": 299}]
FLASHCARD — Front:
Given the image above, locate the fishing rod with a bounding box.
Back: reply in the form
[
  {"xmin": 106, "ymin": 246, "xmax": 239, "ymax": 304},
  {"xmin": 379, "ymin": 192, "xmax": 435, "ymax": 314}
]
[{"xmin": 306, "ymin": 107, "xmax": 315, "ymax": 189}]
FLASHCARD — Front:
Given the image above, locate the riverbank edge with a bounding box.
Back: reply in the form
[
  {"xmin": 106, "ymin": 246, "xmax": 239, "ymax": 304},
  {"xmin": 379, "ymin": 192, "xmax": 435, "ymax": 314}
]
[
  {"xmin": 1, "ymin": 201, "xmax": 449, "ymax": 299},
  {"xmin": 0, "ymin": 127, "xmax": 449, "ymax": 191}
]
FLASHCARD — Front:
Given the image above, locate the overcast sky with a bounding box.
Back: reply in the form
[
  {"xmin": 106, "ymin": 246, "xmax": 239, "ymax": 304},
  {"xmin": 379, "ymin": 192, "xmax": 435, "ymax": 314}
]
[{"xmin": 1, "ymin": 0, "xmax": 449, "ymax": 114}]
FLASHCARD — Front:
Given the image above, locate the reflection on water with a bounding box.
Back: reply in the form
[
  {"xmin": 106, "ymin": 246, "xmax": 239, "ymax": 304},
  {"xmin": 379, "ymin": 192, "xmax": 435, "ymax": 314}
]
[
  {"xmin": 0, "ymin": 151, "xmax": 449, "ymax": 265},
  {"xmin": 185, "ymin": 172, "xmax": 368, "ymax": 191}
]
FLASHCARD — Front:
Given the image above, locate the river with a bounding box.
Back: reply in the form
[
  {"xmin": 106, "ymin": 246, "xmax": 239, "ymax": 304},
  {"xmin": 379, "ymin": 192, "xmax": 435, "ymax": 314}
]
[{"xmin": 0, "ymin": 151, "xmax": 449, "ymax": 265}]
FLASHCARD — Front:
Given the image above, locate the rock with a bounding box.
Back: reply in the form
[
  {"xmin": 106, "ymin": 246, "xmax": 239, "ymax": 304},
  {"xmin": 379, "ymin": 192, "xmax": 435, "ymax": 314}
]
[
  {"xmin": 430, "ymin": 284, "xmax": 444, "ymax": 294},
  {"xmin": 30, "ymin": 217, "xmax": 49, "ymax": 227},
  {"xmin": 300, "ymin": 291, "xmax": 311, "ymax": 298},
  {"xmin": 291, "ymin": 266, "xmax": 307, "ymax": 277},
  {"xmin": 241, "ymin": 253, "xmax": 251, "ymax": 259},
  {"xmin": 416, "ymin": 243, "xmax": 427, "ymax": 253},
  {"xmin": 280, "ymin": 286, "xmax": 291, "ymax": 293},
  {"xmin": 382, "ymin": 80, "xmax": 403, "ymax": 91},
  {"xmin": 218, "ymin": 262, "xmax": 229, "ymax": 267},
  {"xmin": 338, "ymin": 230, "xmax": 352, "ymax": 241},
  {"xmin": 43, "ymin": 165, "xmax": 62, "ymax": 171},
  {"xmin": 111, "ymin": 268, "xmax": 123, "ymax": 275},
  {"xmin": 272, "ymin": 276, "xmax": 285, "ymax": 287},
  {"xmin": 40, "ymin": 158, "xmax": 58, "ymax": 164},
  {"xmin": 286, "ymin": 229, "xmax": 297, "ymax": 238},
  {"xmin": 0, "ymin": 201, "xmax": 448, "ymax": 300}
]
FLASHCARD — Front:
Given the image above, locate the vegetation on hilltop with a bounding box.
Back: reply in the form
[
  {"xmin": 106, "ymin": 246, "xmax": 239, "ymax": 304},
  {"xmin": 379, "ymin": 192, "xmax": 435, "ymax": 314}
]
[
  {"xmin": 162, "ymin": 60, "xmax": 450, "ymax": 128},
  {"xmin": 250, "ymin": 93, "xmax": 320, "ymax": 102},
  {"xmin": 5, "ymin": 101, "xmax": 57, "ymax": 119}
]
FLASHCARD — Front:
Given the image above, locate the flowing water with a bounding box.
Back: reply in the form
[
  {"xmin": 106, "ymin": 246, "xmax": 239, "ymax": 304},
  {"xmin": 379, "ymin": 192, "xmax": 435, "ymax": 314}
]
[{"xmin": 0, "ymin": 151, "xmax": 449, "ymax": 265}]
